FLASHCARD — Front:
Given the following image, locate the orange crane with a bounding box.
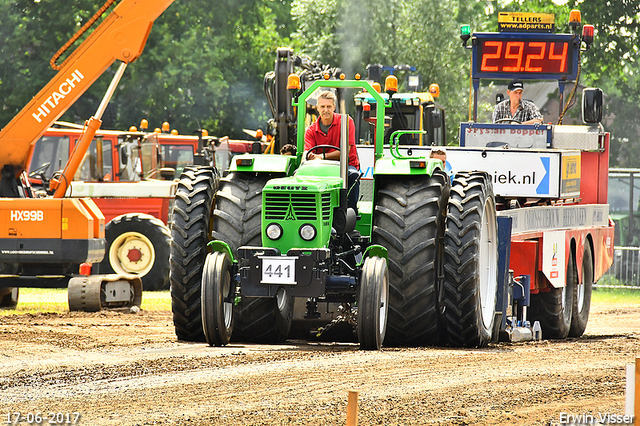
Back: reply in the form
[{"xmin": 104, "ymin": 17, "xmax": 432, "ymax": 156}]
[{"xmin": 0, "ymin": 0, "xmax": 176, "ymax": 310}]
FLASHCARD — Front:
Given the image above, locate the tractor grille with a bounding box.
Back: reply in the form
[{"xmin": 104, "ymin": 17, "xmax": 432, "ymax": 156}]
[
  {"xmin": 264, "ymin": 193, "xmax": 319, "ymax": 221},
  {"xmin": 321, "ymin": 193, "xmax": 331, "ymax": 221}
]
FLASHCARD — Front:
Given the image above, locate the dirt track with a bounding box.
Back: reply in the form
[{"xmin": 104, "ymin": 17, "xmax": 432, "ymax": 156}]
[{"xmin": 0, "ymin": 298, "xmax": 638, "ymax": 425}]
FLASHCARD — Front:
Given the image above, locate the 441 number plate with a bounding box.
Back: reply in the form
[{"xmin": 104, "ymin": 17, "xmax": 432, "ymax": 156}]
[{"xmin": 260, "ymin": 256, "xmax": 297, "ymax": 285}]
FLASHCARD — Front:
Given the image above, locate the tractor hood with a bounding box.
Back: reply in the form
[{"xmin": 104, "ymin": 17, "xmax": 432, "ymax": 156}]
[
  {"xmin": 264, "ymin": 159, "xmax": 343, "ymax": 192},
  {"xmin": 261, "ymin": 161, "xmax": 344, "ymax": 251}
]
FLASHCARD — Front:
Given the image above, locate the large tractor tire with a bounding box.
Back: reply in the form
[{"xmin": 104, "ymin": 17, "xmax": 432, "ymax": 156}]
[
  {"xmin": 212, "ymin": 172, "xmax": 293, "ymax": 343},
  {"xmin": 442, "ymin": 171, "xmax": 499, "ymax": 348},
  {"xmin": 372, "ymin": 171, "xmax": 449, "ymax": 346},
  {"xmin": 357, "ymin": 256, "xmax": 389, "ymax": 350},
  {"xmin": 170, "ymin": 166, "xmax": 220, "ymax": 342},
  {"xmin": 99, "ymin": 213, "xmax": 171, "ymax": 291},
  {"xmin": 569, "ymin": 242, "xmax": 593, "ymax": 337},
  {"xmin": 529, "ymin": 247, "xmax": 576, "ymax": 339},
  {"xmin": 0, "ymin": 287, "xmax": 18, "ymax": 309}
]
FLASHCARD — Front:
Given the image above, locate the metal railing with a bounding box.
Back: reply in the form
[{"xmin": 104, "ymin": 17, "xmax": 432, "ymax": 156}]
[{"xmin": 598, "ymin": 246, "xmax": 640, "ymax": 289}]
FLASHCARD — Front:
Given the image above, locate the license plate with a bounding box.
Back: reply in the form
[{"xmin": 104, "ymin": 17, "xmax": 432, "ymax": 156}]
[{"xmin": 261, "ymin": 256, "xmax": 297, "ymax": 285}]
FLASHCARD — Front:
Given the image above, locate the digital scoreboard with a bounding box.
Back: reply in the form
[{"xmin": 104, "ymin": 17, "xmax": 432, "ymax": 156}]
[{"xmin": 472, "ymin": 32, "xmax": 579, "ymax": 80}]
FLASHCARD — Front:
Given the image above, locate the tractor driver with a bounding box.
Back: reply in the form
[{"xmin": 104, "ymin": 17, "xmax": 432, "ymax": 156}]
[
  {"xmin": 492, "ymin": 79, "xmax": 543, "ymax": 125},
  {"xmin": 304, "ymin": 90, "xmax": 360, "ymax": 211}
]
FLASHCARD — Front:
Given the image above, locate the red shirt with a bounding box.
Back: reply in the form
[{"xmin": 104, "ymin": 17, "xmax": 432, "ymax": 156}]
[{"xmin": 304, "ymin": 113, "xmax": 360, "ymax": 170}]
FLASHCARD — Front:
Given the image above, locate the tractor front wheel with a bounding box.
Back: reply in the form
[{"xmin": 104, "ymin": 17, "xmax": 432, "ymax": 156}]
[
  {"xmin": 201, "ymin": 251, "xmax": 234, "ymax": 346},
  {"xmin": 212, "ymin": 172, "xmax": 293, "ymax": 343},
  {"xmin": 357, "ymin": 256, "xmax": 389, "ymax": 350}
]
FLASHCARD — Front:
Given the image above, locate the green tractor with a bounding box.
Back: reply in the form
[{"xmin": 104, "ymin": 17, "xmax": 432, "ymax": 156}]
[{"xmin": 170, "ymin": 78, "xmax": 499, "ymax": 349}]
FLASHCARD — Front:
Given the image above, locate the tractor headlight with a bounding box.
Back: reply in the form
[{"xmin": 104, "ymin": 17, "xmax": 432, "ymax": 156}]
[
  {"xmin": 299, "ymin": 224, "xmax": 317, "ymax": 241},
  {"xmin": 266, "ymin": 223, "xmax": 283, "ymax": 240}
]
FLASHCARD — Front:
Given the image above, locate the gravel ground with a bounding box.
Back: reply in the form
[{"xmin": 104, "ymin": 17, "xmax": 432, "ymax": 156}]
[{"xmin": 0, "ymin": 297, "xmax": 638, "ymax": 425}]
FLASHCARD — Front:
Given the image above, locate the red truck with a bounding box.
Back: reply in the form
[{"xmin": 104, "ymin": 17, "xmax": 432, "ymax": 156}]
[{"xmin": 27, "ymin": 123, "xmax": 259, "ymax": 290}]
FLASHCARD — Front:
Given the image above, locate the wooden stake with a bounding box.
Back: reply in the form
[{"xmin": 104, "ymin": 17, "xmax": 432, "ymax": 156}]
[
  {"xmin": 346, "ymin": 390, "xmax": 359, "ymax": 426},
  {"xmin": 633, "ymin": 358, "xmax": 640, "ymax": 425}
]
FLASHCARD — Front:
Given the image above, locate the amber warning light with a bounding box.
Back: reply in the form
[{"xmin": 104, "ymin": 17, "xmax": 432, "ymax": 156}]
[
  {"xmin": 429, "ymin": 84, "xmax": 440, "ymax": 98},
  {"xmin": 385, "ymin": 75, "xmax": 398, "ymax": 95},
  {"xmin": 569, "ymin": 9, "xmax": 581, "ymax": 28},
  {"xmin": 287, "ymin": 73, "xmax": 301, "ymax": 92}
]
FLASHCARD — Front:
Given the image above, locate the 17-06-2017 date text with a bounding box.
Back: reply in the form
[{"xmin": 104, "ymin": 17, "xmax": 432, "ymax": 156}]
[{"xmin": 5, "ymin": 412, "xmax": 81, "ymax": 425}]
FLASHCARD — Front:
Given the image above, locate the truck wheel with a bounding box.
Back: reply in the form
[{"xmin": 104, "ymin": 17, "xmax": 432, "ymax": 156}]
[
  {"xmin": 0, "ymin": 287, "xmax": 18, "ymax": 309},
  {"xmin": 170, "ymin": 166, "xmax": 220, "ymax": 342},
  {"xmin": 201, "ymin": 251, "xmax": 234, "ymax": 346},
  {"xmin": 442, "ymin": 171, "xmax": 498, "ymax": 348},
  {"xmin": 569, "ymin": 243, "xmax": 593, "ymax": 337},
  {"xmin": 357, "ymin": 256, "xmax": 389, "ymax": 350},
  {"xmin": 372, "ymin": 172, "xmax": 449, "ymax": 346},
  {"xmin": 99, "ymin": 213, "xmax": 171, "ymax": 291},
  {"xmin": 529, "ymin": 249, "xmax": 575, "ymax": 339},
  {"xmin": 212, "ymin": 172, "xmax": 293, "ymax": 343}
]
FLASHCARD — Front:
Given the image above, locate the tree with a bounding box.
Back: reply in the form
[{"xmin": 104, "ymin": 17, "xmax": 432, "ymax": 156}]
[
  {"xmin": 571, "ymin": 0, "xmax": 640, "ymax": 167},
  {"xmin": 0, "ymin": 0, "xmax": 295, "ymax": 139},
  {"xmin": 0, "ymin": 0, "xmax": 109, "ymax": 128},
  {"xmin": 492, "ymin": 1, "xmax": 640, "ymax": 167},
  {"xmin": 291, "ymin": 0, "xmax": 494, "ymax": 143}
]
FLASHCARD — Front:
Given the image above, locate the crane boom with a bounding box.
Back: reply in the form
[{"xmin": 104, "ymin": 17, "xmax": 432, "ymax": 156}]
[{"xmin": 0, "ymin": 0, "xmax": 175, "ymax": 179}]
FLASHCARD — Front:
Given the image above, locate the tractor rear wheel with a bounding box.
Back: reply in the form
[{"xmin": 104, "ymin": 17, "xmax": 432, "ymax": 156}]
[
  {"xmin": 357, "ymin": 256, "xmax": 389, "ymax": 350},
  {"xmin": 530, "ymin": 248, "xmax": 575, "ymax": 339},
  {"xmin": 569, "ymin": 243, "xmax": 593, "ymax": 337},
  {"xmin": 442, "ymin": 171, "xmax": 498, "ymax": 348},
  {"xmin": 372, "ymin": 171, "xmax": 449, "ymax": 346},
  {"xmin": 201, "ymin": 251, "xmax": 234, "ymax": 346},
  {"xmin": 170, "ymin": 166, "xmax": 220, "ymax": 342},
  {"xmin": 100, "ymin": 213, "xmax": 171, "ymax": 291},
  {"xmin": 212, "ymin": 172, "xmax": 293, "ymax": 343}
]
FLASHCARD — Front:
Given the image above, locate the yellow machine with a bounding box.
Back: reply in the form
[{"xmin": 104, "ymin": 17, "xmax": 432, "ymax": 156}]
[{"xmin": 0, "ymin": 0, "xmax": 176, "ymax": 309}]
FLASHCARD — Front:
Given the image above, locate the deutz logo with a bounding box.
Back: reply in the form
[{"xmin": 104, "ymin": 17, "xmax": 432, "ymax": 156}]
[
  {"xmin": 273, "ymin": 185, "xmax": 308, "ymax": 190},
  {"xmin": 284, "ymin": 204, "xmax": 296, "ymax": 221}
]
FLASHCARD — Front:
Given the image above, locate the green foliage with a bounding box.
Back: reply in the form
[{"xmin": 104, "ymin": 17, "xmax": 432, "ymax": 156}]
[
  {"xmin": 1, "ymin": 0, "xmax": 639, "ymax": 157},
  {"xmin": 291, "ymin": 0, "xmax": 495, "ymax": 144},
  {"xmin": 0, "ymin": 0, "xmax": 103, "ymax": 127},
  {"xmin": 568, "ymin": 0, "xmax": 640, "ymax": 167},
  {"xmin": 110, "ymin": 0, "xmax": 289, "ymax": 138},
  {"xmin": 0, "ymin": 0, "xmax": 293, "ymax": 138}
]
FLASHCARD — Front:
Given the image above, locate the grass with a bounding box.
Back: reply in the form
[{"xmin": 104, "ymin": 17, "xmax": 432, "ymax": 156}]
[
  {"xmin": 0, "ymin": 288, "xmax": 171, "ymax": 315},
  {"xmin": 1, "ymin": 287, "xmax": 638, "ymax": 316},
  {"xmin": 592, "ymin": 286, "xmax": 640, "ymax": 304}
]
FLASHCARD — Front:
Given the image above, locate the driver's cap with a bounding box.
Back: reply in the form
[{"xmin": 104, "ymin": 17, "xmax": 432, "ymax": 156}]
[{"xmin": 508, "ymin": 79, "xmax": 524, "ymax": 91}]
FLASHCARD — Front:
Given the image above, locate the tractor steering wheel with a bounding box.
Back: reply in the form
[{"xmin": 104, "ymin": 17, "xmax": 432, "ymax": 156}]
[
  {"xmin": 306, "ymin": 144, "xmax": 340, "ymax": 161},
  {"xmin": 494, "ymin": 118, "xmax": 522, "ymax": 124}
]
